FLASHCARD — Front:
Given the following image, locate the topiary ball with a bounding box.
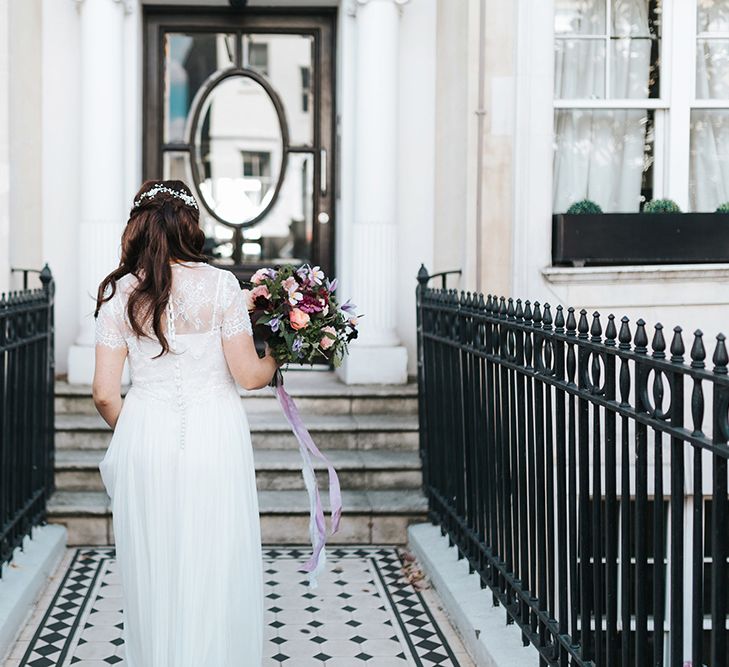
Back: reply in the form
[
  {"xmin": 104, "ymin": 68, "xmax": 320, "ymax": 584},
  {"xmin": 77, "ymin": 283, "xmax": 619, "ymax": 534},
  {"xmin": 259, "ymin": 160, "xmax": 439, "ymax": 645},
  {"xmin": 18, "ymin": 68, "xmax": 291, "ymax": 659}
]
[
  {"xmin": 644, "ymin": 198, "xmax": 681, "ymax": 213},
  {"xmin": 716, "ymin": 202, "xmax": 729, "ymax": 213},
  {"xmin": 566, "ymin": 199, "xmax": 603, "ymax": 215}
]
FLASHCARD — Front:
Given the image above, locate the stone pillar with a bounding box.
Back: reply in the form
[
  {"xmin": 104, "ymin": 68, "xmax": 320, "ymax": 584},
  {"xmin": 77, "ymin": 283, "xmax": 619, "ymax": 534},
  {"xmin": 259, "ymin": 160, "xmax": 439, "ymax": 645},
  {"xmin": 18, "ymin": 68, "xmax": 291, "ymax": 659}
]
[
  {"xmin": 67, "ymin": 0, "xmax": 128, "ymax": 384},
  {"xmin": 0, "ymin": 0, "xmax": 9, "ymax": 292},
  {"xmin": 338, "ymin": 0, "xmax": 409, "ymax": 384}
]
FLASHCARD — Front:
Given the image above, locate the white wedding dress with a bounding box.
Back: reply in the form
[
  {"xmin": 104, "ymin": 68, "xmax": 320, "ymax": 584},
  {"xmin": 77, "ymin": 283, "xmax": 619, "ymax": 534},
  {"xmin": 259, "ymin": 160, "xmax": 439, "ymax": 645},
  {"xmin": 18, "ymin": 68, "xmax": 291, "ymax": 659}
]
[{"xmin": 95, "ymin": 261, "xmax": 264, "ymax": 667}]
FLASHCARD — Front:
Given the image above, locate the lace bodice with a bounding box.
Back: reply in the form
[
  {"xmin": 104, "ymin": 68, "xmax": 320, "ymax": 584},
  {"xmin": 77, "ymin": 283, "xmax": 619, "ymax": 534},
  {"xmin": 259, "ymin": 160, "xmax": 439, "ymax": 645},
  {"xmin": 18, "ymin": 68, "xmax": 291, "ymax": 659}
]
[{"xmin": 95, "ymin": 263, "xmax": 252, "ymax": 440}]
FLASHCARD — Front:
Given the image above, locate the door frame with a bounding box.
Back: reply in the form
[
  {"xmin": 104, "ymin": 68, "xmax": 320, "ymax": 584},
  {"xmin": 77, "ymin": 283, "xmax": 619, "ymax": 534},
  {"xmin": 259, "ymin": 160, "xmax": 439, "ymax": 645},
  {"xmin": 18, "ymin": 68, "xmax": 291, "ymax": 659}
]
[{"xmin": 142, "ymin": 6, "xmax": 337, "ymax": 280}]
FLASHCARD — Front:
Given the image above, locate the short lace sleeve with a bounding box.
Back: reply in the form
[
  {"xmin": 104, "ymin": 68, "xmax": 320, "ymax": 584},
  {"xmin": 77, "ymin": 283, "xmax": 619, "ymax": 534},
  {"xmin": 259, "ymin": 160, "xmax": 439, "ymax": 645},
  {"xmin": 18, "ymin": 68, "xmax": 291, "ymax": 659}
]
[
  {"xmin": 220, "ymin": 270, "xmax": 253, "ymax": 339},
  {"xmin": 95, "ymin": 287, "xmax": 127, "ymax": 349}
]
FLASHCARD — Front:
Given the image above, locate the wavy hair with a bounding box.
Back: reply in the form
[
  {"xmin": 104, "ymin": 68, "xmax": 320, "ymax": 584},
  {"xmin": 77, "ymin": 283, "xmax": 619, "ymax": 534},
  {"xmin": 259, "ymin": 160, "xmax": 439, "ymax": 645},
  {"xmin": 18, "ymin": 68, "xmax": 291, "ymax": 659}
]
[{"xmin": 94, "ymin": 179, "xmax": 208, "ymax": 357}]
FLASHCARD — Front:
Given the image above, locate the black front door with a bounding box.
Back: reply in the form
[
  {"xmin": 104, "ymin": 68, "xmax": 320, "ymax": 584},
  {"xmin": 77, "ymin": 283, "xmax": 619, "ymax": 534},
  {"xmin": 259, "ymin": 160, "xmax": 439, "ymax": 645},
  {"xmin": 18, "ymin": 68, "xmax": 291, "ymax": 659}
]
[{"xmin": 143, "ymin": 8, "xmax": 336, "ymax": 280}]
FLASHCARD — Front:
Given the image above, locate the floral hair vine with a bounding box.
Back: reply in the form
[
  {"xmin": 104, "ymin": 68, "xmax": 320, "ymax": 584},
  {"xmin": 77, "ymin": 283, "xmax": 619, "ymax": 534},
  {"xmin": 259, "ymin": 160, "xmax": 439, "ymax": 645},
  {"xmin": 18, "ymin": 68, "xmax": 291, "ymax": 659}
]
[{"xmin": 133, "ymin": 184, "xmax": 199, "ymax": 210}]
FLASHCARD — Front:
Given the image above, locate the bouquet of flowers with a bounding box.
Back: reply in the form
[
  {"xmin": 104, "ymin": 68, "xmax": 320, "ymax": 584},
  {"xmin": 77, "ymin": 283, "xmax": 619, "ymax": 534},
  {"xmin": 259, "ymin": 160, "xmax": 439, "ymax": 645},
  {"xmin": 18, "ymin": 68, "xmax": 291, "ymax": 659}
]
[
  {"xmin": 243, "ymin": 263, "xmax": 361, "ymax": 371},
  {"xmin": 242, "ymin": 263, "xmax": 362, "ymax": 588}
]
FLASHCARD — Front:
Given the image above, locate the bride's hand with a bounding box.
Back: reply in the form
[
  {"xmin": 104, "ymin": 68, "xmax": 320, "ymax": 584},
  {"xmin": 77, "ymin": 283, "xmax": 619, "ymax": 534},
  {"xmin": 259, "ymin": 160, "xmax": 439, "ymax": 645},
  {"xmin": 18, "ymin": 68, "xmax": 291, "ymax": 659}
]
[{"xmin": 264, "ymin": 343, "xmax": 285, "ymax": 367}]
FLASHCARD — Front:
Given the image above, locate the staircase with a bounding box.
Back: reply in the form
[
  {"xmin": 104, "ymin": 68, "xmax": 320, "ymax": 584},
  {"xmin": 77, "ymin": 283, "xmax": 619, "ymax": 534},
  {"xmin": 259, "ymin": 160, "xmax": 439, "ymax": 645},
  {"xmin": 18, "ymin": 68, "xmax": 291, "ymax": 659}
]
[{"xmin": 49, "ymin": 371, "xmax": 427, "ymax": 545}]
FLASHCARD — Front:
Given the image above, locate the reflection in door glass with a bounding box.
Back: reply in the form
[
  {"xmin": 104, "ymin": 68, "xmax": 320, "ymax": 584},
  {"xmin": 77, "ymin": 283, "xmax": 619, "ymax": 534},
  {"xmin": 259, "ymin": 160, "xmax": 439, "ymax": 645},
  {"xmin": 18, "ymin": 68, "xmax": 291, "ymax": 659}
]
[
  {"xmin": 164, "ymin": 150, "xmax": 314, "ymax": 265},
  {"xmin": 164, "ymin": 33, "xmax": 235, "ymax": 143},
  {"xmin": 243, "ymin": 34, "xmax": 314, "ymax": 147}
]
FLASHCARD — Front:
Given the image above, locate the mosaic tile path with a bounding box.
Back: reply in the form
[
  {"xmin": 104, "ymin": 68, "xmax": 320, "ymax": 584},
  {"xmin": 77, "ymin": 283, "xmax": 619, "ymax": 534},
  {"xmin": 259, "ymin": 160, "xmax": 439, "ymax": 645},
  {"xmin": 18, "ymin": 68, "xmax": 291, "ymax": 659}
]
[{"xmin": 5, "ymin": 546, "xmax": 474, "ymax": 667}]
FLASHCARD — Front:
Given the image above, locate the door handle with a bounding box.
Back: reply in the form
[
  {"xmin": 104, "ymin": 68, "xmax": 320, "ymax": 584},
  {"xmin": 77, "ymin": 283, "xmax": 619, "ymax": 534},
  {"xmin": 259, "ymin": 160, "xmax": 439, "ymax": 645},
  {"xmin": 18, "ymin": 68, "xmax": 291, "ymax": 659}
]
[{"xmin": 320, "ymin": 148, "xmax": 327, "ymax": 197}]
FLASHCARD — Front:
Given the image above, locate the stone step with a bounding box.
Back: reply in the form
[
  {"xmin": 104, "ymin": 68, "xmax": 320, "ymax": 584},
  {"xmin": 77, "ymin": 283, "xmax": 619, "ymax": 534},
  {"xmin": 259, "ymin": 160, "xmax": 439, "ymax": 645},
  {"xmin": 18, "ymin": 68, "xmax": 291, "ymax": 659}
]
[
  {"xmin": 55, "ymin": 412, "xmax": 420, "ymax": 452},
  {"xmin": 47, "ymin": 489, "xmax": 428, "ymax": 546},
  {"xmin": 54, "ymin": 448, "xmax": 422, "ymax": 492},
  {"xmin": 55, "ymin": 374, "xmax": 419, "ymax": 416}
]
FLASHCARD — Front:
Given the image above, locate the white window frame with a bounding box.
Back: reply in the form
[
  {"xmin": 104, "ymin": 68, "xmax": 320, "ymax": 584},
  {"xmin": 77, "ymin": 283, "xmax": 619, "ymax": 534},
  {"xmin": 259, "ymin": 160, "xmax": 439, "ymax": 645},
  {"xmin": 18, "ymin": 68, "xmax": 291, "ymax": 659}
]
[{"xmin": 552, "ymin": 0, "xmax": 729, "ymax": 212}]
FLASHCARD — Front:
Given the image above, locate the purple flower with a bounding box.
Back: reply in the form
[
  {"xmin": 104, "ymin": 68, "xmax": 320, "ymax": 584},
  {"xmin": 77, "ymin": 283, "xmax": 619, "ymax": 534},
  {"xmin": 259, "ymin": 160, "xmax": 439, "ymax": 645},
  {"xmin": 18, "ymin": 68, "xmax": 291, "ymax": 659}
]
[
  {"xmin": 340, "ymin": 299, "xmax": 357, "ymax": 314},
  {"xmin": 292, "ymin": 336, "xmax": 304, "ymax": 357},
  {"xmin": 296, "ymin": 264, "xmax": 311, "ymax": 283},
  {"xmin": 268, "ymin": 315, "xmax": 282, "ymax": 333},
  {"xmin": 326, "ymin": 277, "xmax": 338, "ymax": 292}
]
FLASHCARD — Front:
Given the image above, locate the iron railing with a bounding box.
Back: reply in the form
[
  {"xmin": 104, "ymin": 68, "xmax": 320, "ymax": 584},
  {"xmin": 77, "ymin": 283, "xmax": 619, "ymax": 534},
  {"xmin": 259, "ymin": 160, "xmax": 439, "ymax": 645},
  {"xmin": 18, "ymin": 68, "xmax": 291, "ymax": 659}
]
[
  {"xmin": 0, "ymin": 265, "xmax": 55, "ymax": 573},
  {"xmin": 415, "ymin": 264, "xmax": 729, "ymax": 667}
]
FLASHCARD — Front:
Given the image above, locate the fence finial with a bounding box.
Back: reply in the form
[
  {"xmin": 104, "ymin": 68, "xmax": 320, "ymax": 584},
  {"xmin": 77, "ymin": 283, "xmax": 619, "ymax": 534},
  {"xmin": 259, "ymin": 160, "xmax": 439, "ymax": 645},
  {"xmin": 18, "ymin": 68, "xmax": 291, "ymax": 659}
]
[
  {"xmin": 670, "ymin": 326, "xmax": 684, "ymax": 362},
  {"xmin": 605, "ymin": 314, "xmax": 617, "ymax": 345},
  {"xmin": 566, "ymin": 307, "xmax": 576, "ymax": 334},
  {"xmin": 634, "ymin": 319, "xmax": 648, "ymax": 353},
  {"xmin": 713, "ymin": 333, "xmax": 728, "ymax": 375},
  {"xmin": 577, "ymin": 309, "xmax": 588, "ymax": 338},
  {"xmin": 652, "ymin": 323, "xmax": 666, "ymax": 359},
  {"xmin": 533, "ymin": 301, "xmax": 542, "ymax": 327},
  {"xmin": 543, "ymin": 303, "xmax": 552, "ymax": 329},
  {"xmin": 619, "ymin": 316, "xmax": 632, "ymax": 349},
  {"xmin": 555, "ymin": 305, "xmax": 565, "ymax": 332},
  {"xmin": 590, "ymin": 311, "xmax": 602, "ymax": 341},
  {"xmin": 691, "ymin": 330, "xmax": 706, "ymax": 369}
]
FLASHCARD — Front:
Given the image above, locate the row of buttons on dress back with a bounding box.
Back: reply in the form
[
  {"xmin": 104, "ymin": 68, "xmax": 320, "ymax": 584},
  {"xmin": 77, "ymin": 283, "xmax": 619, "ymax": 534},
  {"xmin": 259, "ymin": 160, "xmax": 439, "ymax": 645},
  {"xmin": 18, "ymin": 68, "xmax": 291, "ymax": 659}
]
[{"xmin": 167, "ymin": 298, "xmax": 187, "ymax": 450}]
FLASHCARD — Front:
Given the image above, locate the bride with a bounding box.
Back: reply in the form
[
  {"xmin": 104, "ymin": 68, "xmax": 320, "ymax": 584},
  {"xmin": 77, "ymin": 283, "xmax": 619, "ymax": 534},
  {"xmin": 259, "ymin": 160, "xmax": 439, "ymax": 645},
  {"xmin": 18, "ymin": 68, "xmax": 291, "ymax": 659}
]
[{"xmin": 91, "ymin": 180, "xmax": 280, "ymax": 666}]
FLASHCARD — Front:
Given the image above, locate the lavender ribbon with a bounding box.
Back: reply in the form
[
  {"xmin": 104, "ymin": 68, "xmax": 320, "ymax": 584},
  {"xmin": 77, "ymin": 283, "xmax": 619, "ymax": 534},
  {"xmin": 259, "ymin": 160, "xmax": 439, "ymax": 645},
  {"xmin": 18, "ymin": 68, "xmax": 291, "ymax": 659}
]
[{"xmin": 270, "ymin": 372, "xmax": 342, "ymax": 588}]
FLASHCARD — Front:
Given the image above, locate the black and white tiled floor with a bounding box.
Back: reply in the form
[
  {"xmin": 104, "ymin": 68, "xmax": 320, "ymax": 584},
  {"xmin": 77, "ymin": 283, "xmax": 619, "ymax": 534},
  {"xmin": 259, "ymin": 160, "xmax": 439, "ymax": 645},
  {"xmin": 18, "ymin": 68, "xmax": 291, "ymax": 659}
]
[{"xmin": 5, "ymin": 546, "xmax": 474, "ymax": 667}]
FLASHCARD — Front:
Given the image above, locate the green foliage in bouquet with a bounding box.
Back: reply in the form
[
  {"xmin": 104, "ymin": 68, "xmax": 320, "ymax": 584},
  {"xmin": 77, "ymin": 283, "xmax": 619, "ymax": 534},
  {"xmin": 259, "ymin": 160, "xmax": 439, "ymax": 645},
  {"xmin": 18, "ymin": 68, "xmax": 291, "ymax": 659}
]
[
  {"xmin": 717, "ymin": 202, "xmax": 729, "ymax": 213},
  {"xmin": 643, "ymin": 198, "xmax": 681, "ymax": 213},
  {"xmin": 566, "ymin": 199, "xmax": 603, "ymax": 214},
  {"xmin": 243, "ymin": 264, "xmax": 361, "ymax": 369}
]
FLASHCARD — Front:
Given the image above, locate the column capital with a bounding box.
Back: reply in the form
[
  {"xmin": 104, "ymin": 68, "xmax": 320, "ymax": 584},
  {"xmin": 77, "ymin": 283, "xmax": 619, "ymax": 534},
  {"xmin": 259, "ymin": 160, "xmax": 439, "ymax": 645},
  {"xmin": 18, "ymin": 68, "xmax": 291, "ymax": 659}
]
[
  {"xmin": 356, "ymin": 0, "xmax": 410, "ymax": 6},
  {"xmin": 73, "ymin": 0, "xmax": 134, "ymax": 14}
]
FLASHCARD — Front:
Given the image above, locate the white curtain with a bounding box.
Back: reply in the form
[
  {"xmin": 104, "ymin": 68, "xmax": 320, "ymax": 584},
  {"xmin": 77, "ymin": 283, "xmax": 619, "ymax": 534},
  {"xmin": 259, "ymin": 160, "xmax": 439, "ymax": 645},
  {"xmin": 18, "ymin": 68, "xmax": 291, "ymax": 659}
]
[
  {"xmin": 691, "ymin": 2, "xmax": 729, "ymax": 211},
  {"xmin": 553, "ymin": 0, "xmax": 652, "ymax": 213}
]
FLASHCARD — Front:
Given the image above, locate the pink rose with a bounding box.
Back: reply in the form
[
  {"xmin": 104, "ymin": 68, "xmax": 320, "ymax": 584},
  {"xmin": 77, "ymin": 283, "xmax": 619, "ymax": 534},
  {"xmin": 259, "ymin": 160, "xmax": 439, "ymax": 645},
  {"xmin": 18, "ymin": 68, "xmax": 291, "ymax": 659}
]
[
  {"xmin": 251, "ymin": 268, "xmax": 269, "ymax": 285},
  {"xmin": 289, "ymin": 308, "xmax": 310, "ymax": 330},
  {"xmin": 320, "ymin": 326, "xmax": 336, "ymax": 350},
  {"xmin": 242, "ymin": 289, "xmax": 255, "ymax": 311},
  {"xmin": 251, "ymin": 284, "xmax": 271, "ymax": 301}
]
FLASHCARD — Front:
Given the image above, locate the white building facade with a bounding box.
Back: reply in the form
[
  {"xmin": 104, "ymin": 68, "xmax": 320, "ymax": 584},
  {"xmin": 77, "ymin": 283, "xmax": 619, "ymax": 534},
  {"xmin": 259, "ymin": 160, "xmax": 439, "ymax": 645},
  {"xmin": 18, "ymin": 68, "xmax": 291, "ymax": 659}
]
[{"xmin": 1, "ymin": 0, "xmax": 728, "ymax": 387}]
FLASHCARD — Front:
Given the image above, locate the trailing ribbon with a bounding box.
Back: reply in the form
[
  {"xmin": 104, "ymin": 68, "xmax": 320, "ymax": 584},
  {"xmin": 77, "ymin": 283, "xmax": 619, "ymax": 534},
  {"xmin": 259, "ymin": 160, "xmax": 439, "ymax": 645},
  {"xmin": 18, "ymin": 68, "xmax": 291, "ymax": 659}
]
[{"xmin": 269, "ymin": 369, "xmax": 342, "ymax": 588}]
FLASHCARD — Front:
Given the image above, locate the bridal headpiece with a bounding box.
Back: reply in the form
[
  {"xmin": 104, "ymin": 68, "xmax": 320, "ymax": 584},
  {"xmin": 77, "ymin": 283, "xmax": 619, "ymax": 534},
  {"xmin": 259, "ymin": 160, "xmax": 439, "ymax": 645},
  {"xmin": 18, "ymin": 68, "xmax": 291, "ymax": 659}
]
[{"xmin": 133, "ymin": 184, "xmax": 199, "ymax": 210}]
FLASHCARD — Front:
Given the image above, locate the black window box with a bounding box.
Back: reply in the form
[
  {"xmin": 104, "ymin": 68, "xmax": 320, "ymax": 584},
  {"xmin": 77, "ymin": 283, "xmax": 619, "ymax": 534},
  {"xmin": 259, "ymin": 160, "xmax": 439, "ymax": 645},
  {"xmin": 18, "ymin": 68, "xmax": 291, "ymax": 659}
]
[{"xmin": 552, "ymin": 213, "xmax": 729, "ymax": 267}]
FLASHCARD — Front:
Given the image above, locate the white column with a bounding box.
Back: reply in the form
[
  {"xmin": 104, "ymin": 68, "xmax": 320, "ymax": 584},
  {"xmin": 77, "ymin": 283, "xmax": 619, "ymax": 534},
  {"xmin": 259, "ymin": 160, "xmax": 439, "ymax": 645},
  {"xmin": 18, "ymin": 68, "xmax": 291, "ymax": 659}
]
[
  {"xmin": 0, "ymin": 0, "xmax": 9, "ymax": 293},
  {"xmin": 338, "ymin": 0, "xmax": 409, "ymax": 384},
  {"xmin": 67, "ymin": 0, "xmax": 128, "ymax": 384}
]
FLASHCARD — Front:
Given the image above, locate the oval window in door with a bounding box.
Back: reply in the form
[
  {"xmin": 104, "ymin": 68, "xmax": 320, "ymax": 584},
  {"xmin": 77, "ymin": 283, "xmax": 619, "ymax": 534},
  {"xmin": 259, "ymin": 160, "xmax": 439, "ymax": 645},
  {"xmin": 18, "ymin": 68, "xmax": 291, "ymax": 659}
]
[{"xmin": 190, "ymin": 72, "xmax": 288, "ymax": 227}]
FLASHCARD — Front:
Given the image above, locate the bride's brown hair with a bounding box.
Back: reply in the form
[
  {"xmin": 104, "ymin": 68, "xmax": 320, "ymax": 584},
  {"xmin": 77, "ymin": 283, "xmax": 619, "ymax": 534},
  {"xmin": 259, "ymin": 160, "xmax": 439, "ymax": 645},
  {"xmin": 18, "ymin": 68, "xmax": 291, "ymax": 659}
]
[{"xmin": 94, "ymin": 179, "xmax": 209, "ymax": 357}]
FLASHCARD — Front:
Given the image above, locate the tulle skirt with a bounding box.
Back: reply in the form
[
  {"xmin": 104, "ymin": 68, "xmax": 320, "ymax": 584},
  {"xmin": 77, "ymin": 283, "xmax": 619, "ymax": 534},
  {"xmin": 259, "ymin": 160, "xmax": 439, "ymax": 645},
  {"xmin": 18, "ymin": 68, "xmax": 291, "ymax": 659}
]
[{"xmin": 99, "ymin": 384, "xmax": 264, "ymax": 667}]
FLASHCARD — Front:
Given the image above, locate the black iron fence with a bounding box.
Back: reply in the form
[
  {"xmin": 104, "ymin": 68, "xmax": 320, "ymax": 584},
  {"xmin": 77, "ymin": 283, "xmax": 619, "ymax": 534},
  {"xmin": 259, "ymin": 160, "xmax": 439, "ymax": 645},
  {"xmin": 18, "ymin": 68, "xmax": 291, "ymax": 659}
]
[
  {"xmin": 0, "ymin": 265, "xmax": 55, "ymax": 573},
  {"xmin": 415, "ymin": 264, "xmax": 729, "ymax": 667}
]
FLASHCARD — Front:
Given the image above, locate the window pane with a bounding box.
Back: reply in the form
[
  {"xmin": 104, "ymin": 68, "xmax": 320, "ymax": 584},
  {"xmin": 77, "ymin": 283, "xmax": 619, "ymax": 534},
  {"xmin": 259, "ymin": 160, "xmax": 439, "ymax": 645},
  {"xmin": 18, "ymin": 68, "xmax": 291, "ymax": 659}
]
[
  {"xmin": 690, "ymin": 110, "xmax": 729, "ymax": 211},
  {"xmin": 610, "ymin": 38, "xmax": 655, "ymax": 98},
  {"xmin": 555, "ymin": 39, "xmax": 606, "ymax": 98},
  {"xmin": 611, "ymin": 0, "xmax": 661, "ymax": 37},
  {"xmin": 242, "ymin": 34, "xmax": 314, "ymax": 147},
  {"xmin": 555, "ymin": 0, "xmax": 606, "ymax": 35},
  {"xmin": 696, "ymin": 39, "xmax": 729, "ymax": 99},
  {"xmin": 553, "ymin": 109, "xmax": 654, "ymax": 212},
  {"xmin": 698, "ymin": 0, "xmax": 729, "ymax": 33},
  {"xmin": 247, "ymin": 152, "xmax": 314, "ymax": 264},
  {"xmin": 164, "ymin": 33, "xmax": 235, "ymax": 144},
  {"xmin": 247, "ymin": 41, "xmax": 269, "ymax": 76}
]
